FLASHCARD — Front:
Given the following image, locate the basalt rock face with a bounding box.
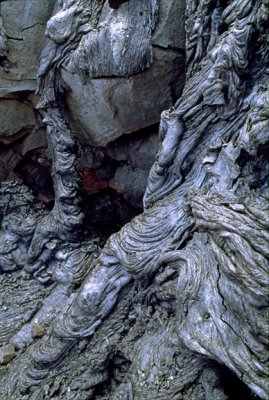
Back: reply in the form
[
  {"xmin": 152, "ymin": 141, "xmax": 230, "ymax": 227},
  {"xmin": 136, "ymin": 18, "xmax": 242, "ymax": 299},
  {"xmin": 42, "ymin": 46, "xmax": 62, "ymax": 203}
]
[
  {"xmin": 0, "ymin": 0, "xmax": 55, "ymax": 185},
  {"xmin": 40, "ymin": 0, "xmax": 185, "ymax": 146},
  {"xmin": 0, "ymin": 1, "xmax": 269, "ymax": 400},
  {"xmin": 0, "ymin": 0, "xmax": 185, "ymax": 207}
]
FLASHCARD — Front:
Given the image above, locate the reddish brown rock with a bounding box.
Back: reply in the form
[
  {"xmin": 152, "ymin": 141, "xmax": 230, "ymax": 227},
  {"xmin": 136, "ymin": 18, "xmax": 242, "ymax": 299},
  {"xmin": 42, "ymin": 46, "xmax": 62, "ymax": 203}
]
[{"xmin": 0, "ymin": 344, "xmax": 16, "ymax": 365}]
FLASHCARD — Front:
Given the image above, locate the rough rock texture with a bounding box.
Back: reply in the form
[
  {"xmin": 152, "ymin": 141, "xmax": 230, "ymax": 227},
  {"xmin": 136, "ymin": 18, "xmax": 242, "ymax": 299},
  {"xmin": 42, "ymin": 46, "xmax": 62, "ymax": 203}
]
[
  {"xmin": 62, "ymin": 47, "xmax": 185, "ymax": 146},
  {"xmin": 0, "ymin": 0, "xmax": 55, "ymax": 183},
  {"xmin": 0, "ymin": 100, "xmax": 36, "ymax": 144},
  {"xmin": 0, "ymin": 1, "xmax": 268, "ymax": 400},
  {"xmin": 79, "ymin": 125, "xmax": 159, "ymax": 208},
  {"xmin": 0, "ymin": 0, "xmax": 56, "ymax": 81},
  {"xmin": 40, "ymin": 0, "xmax": 185, "ymax": 145},
  {"xmin": 0, "ymin": 0, "xmax": 185, "ymax": 209}
]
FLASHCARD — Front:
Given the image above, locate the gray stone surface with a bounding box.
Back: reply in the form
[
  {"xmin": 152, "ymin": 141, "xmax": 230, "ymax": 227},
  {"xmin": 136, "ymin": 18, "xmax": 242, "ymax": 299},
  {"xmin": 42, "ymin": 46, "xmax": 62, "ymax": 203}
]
[
  {"xmin": 110, "ymin": 165, "xmax": 150, "ymax": 208},
  {"xmin": 1, "ymin": 2, "xmax": 268, "ymax": 400},
  {"xmin": 0, "ymin": 0, "xmax": 55, "ymax": 81},
  {"xmin": 0, "ymin": 147, "xmax": 21, "ymax": 181},
  {"xmin": 58, "ymin": 0, "xmax": 186, "ymax": 146},
  {"xmin": 0, "ymin": 0, "xmax": 55, "ymax": 181},
  {"xmin": 0, "ymin": 95, "xmax": 47, "ymax": 181},
  {"xmin": 107, "ymin": 127, "xmax": 159, "ymax": 206},
  {"xmin": 0, "ymin": 99, "xmax": 36, "ymax": 144},
  {"xmin": 0, "ymin": 0, "xmax": 186, "ymax": 193},
  {"xmin": 62, "ymin": 48, "xmax": 185, "ymax": 146},
  {"xmin": 107, "ymin": 126, "xmax": 159, "ymax": 169},
  {"xmin": 0, "ymin": 79, "xmax": 37, "ymax": 98},
  {"xmin": 78, "ymin": 126, "xmax": 159, "ymax": 207},
  {"xmin": 152, "ymin": 0, "xmax": 185, "ymax": 50}
]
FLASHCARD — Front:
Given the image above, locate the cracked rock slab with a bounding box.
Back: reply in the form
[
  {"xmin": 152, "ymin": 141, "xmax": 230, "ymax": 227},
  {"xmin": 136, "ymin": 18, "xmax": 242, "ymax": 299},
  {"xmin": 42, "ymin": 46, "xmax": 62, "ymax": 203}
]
[
  {"xmin": 0, "ymin": 0, "xmax": 55, "ymax": 81},
  {"xmin": 62, "ymin": 48, "xmax": 185, "ymax": 146}
]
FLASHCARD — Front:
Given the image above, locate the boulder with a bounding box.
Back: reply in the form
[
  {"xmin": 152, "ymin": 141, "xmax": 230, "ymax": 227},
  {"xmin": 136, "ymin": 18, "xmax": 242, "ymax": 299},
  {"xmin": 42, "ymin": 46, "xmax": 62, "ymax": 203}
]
[
  {"xmin": 109, "ymin": 165, "xmax": 150, "ymax": 208},
  {"xmin": 0, "ymin": 99, "xmax": 36, "ymax": 144},
  {"xmin": 152, "ymin": 0, "xmax": 185, "ymax": 50},
  {"xmin": 106, "ymin": 125, "xmax": 159, "ymax": 170},
  {"xmin": 0, "ymin": 0, "xmax": 186, "ymax": 210},
  {"xmin": 0, "ymin": 0, "xmax": 56, "ymax": 83},
  {"xmin": 59, "ymin": 0, "xmax": 186, "ymax": 145},
  {"xmin": 0, "ymin": 1, "xmax": 55, "ymax": 181},
  {"xmin": 62, "ymin": 48, "xmax": 185, "ymax": 146}
]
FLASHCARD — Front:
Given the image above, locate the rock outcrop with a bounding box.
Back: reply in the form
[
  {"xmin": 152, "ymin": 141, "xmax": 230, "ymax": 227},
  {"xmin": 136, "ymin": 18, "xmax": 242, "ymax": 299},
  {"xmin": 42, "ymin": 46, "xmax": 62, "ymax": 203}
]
[
  {"xmin": 0, "ymin": 1, "xmax": 268, "ymax": 400},
  {"xmin": 0, "ymin": 0, "xmax": 186, "ymax": 208}
]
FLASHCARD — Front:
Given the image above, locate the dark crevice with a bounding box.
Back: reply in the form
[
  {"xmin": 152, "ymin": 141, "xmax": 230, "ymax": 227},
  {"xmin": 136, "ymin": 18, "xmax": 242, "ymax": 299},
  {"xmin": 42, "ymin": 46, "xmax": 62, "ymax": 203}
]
[
  {"xmin": 236, "ymin": 141, "xmax": 269, "ymax": 191},
  {"xmin": 108, "ymin": 0, "xmax": 129, "ymax": 9},
  {"xmin": 14, "ymin": 156, "xmax": 54, "ymax": 206},
  {"xmin": 81, "ymin": 188, "xmax": 141, "ymax": 240},
  {"xmin": 204, "ymin": 361, "xmax": 260, "ymax": 400},
  {"xmin": 21, "ymin": 23, "xmax": 45, "ymax": 33},
  {"xmin": 6, "ymin": 36, "xmax": 23, "ymax": 41},
  {"xmin": 153, "ymin": 43, "xmax": 185, "ymax": 56}
]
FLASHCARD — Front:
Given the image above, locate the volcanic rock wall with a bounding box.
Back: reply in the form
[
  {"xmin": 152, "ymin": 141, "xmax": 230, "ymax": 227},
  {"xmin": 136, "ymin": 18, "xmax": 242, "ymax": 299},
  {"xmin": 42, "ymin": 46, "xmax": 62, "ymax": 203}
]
[{"xmin": 0, "ymin": 0, "xmax": 185, "ymax": 208}]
